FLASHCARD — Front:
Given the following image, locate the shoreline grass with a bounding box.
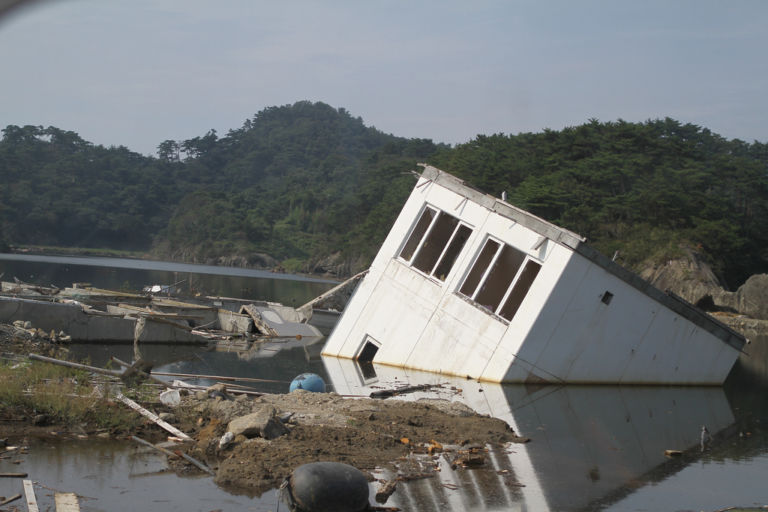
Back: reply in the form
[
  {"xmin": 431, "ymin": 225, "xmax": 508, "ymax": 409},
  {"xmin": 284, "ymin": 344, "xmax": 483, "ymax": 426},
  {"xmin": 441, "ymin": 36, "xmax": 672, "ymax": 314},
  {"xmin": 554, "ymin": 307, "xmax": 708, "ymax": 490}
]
[{"xmin": 0, "ymin": 357, "xmax": 151, "ymax": 432}]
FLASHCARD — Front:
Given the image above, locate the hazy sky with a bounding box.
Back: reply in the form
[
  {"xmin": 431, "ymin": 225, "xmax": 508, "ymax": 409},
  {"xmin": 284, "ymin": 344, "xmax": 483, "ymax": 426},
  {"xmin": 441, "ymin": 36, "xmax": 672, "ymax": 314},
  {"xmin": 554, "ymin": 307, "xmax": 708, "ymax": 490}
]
[{"xmin": 1, "ymin": 0, "xmax": 766, "ymax": 156}]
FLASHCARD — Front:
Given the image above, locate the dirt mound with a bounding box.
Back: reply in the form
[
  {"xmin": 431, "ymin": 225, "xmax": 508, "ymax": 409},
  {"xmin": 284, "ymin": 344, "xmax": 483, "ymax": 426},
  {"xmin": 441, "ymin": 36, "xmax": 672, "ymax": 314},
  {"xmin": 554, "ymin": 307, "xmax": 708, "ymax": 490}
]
[{"xmin": 177, "ymin": 389, "xmax": 527, "ymax": 496}]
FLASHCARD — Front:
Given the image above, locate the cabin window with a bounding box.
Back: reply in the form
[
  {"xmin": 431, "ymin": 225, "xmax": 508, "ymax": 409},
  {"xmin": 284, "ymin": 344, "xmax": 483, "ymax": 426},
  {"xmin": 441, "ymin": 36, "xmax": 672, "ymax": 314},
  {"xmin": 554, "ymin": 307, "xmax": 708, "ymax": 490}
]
[
  {"xmin": 399, "ymin": 206, "xmax": 472, "ymax": 281},
  {"xmin": 459, "ymin": 238, "xmax": 542, "ymax": 321}
]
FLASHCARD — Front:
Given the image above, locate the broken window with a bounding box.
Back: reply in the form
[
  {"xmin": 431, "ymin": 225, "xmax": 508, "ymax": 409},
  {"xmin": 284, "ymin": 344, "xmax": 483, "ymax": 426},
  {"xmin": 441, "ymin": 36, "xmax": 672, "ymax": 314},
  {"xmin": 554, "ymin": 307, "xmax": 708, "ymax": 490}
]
[
  {"xmin": 459, "ymin": 238, "xmax": 542, "ymax": 321},
  {"xmin": 399, "ymin": 206, "xmax": 472, "ymax": 281}
]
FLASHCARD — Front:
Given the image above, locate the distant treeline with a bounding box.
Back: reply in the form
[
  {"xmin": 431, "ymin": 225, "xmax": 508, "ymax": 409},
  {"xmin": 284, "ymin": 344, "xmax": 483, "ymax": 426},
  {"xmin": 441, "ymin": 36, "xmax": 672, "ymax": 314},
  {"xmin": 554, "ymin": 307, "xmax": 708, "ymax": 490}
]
[{"xmin": 1, "ymin": 102, "xmax": 766, "ymax": 287}]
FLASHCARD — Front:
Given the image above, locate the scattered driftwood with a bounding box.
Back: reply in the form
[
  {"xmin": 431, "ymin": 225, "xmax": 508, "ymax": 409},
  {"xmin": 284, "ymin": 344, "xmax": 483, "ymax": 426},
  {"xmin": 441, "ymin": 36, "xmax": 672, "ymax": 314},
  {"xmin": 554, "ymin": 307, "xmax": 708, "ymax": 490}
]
[
  {"xmin": 0, "ymin": 472, "xmax": 28, "ymax": 477},
  {"xmin": 370, "ymin": 384, "xmax": 441, "ymax": 399},
  {"xmin": 131, "ymin": 435, "xmax": 178, "ymax": 458},
  {"xmin": 168, "ymin": 380, "xmax": 264, "ymax": 398},
  {"xmin": 115, "ymin": 393, "xmax": 191, "ymax": 440},
  {"xmin": 29, "ymin": 353, "xmax": 164, "ymax": 389},
  {"xmin": 28, "ymin": 354, "xmax": 122, "ymax": 378},
  {"xmin": 375, "ymin": 479, "xmax": 398, "ymax": 503},
  {"xmin": 0, "ymin": 493, "xmax": 21, "ymax": 506},
  {"xmin": 449, "ymin": 446, "xmax": 487, "ymax": 469},
  {"xmin": 54, "ymin": 492, "xmax": 80, "ymax": 512},
  {"xmin": 109, "ymin": 357, "xmax": 168, "ymax": 387},
  {"xmin": 23, "ymin": 479, "xmax": 39, "ymax": 512},
  {"xmin": 172, "ymin": 449, "xmax": 215, "ymax": 475},
  {"xmin": 131, "ymin": 436, "xmax": 215, "ymax": 476},
  {"xmin": 150, "ymin": 370, "xmax": 288, "ymax": 385}
]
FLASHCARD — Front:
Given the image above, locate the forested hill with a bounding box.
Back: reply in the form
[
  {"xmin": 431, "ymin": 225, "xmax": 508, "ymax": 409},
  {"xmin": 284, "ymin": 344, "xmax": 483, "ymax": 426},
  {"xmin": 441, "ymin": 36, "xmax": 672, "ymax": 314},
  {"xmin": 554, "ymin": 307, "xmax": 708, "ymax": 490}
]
[
  {"xmin": 0, "ymin": 102, "xmax": 445, "ymax": 274},
  {"xmin": 1, "ymin": 102, "xmax": 766, "ymax": 288},
  {"xmin": 432, "ymin": 119, "xmax": 768, "ymax": 288}
]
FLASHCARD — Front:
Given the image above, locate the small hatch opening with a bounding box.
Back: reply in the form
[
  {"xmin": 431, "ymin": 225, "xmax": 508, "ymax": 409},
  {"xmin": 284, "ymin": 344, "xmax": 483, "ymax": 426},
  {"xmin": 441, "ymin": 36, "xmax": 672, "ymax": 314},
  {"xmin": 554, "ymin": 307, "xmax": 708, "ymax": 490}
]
[
  {"xmin": 601, "ymin": 291, "xmax": 614, "ymax": 305},
  {"xmin": 356, "ymin": 336, "xmax": 380, "ymax": 382},
  {"xmin": 357, "ymin": 339, "xmax": 379, "ymax": 362}
]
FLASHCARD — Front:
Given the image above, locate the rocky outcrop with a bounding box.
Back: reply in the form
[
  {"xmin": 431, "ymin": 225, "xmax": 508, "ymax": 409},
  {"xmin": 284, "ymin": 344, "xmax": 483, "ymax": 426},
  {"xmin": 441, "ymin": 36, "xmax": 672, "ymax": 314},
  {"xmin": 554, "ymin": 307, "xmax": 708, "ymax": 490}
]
[
  {"xmin": 305, "ymin": 252, "xmax": 370, "ymax": 278},
  {"xmin": 638, "ymin": 247, "xmax": 768, "ymax": 379},
  {"xmin": 638, "ymin": 248, "xmax": 768, "ymax": 321},
  {"xmin": 638, "ymin": 247, "xmax": 724, "ymax": 309},
  {"xmin": 714, "ymin": 274, "xmax": 768, "ymax": 321}
]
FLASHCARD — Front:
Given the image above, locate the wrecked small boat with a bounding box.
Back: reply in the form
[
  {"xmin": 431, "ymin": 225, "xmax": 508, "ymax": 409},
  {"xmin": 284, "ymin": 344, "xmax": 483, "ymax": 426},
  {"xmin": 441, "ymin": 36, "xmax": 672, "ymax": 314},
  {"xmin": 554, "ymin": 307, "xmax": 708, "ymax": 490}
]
[
  {"xmin": 0, "ymin": 282, "xmax": 324, "ymax": 343},
  {"xmin": 322, "ymin": 165, "xmax": 747, "ymax": 385}
]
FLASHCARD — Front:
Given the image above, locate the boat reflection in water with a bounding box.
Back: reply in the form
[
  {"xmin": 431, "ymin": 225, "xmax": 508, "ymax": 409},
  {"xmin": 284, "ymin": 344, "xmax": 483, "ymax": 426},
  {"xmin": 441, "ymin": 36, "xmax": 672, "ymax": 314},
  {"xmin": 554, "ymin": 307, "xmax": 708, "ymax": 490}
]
[{"xmin": 323, "ymin": 357, "xmax": 735, "ymax": 512}]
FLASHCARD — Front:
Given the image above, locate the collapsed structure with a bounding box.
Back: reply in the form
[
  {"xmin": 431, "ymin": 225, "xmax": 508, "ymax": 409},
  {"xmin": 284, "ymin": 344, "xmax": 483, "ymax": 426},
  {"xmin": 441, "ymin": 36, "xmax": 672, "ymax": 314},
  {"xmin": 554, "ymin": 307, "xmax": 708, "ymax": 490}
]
[{"xmin": 322, "ymin": 165, "xmax": 746, "ymax": 384}]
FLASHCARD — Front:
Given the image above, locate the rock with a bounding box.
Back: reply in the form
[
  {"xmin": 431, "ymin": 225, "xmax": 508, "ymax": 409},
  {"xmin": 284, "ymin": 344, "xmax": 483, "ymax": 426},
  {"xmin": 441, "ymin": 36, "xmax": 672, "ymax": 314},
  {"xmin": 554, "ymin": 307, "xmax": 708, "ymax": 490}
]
[
  {"xmin": 158, "ymin": 412, "xmax": 175, "ymax": 422},
  {"xmin": 159, "ymin": 389, "xmax": 181, "ymax": 407},
  {"xmin": 727, "ymin": 274, "xmax": 768, "ymax": 320},
  {"xmin": 207, "ymin": 383, "xmax": 227, "ymax": 394},
  {"xmin": 227, "ymin": 406, "xmax": 289, "ymax": 440},
  {"xmin": 207, "ymin": 383, "xmax": 231, "ymax": 401},
  {"xmin": 218, "ymin": 431, "xmax": 234, "ymax": 449},
  {"xmin": 639, "ymin": 248, "xmax": 768, "ymax": 320},
  {"xmin": 639, "ymin": 247, "xmax": 723, "ymax": 306}
]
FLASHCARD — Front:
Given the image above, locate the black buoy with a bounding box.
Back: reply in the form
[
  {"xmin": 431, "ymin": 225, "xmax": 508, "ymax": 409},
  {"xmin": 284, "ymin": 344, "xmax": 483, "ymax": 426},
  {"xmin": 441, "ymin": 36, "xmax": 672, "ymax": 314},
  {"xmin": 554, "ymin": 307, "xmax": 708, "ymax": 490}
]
[{"xmin": 284, "ymin": 461, "xmax": 369, "ymax": 512}]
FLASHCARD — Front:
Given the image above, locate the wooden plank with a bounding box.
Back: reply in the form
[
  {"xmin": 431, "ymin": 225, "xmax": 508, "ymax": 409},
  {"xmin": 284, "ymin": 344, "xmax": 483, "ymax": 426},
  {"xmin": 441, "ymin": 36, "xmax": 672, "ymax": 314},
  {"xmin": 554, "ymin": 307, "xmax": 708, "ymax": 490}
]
[
  {"xmin": 28, "ymin": 354, "xmax": 123, "ymax": 378},
  {"xmin": 23, "ymin": 479, "xmax": 39, "ymax": 512},
  {"xmin": 54, "ymin": 492, "xmax": 80, "ymax": 512},
  {"xmin": 115, "ymin": 393, "xmax": 191, "ymax": 440},
  {"xmin": 0, "ymin": 494, "xmax": 21, "ymax": 506},
  {"xmin": 130, "ymin": 436, "xmax": 215, "ymax": 476},
  {"xmin": 0, "ymin": 472, "xmax": 27, "ymax": 477}
]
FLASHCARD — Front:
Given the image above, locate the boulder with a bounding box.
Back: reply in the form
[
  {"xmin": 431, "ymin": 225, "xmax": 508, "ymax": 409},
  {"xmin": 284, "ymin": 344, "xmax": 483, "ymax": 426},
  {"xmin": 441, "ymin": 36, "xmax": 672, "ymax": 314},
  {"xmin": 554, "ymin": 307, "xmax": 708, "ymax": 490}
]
[
  {"xmin": 727, "ymin": 274, "xmax": 768, "ymax": 320},
  {"xmin": 639, "ymin": 247, "xmax": 723, "ymax": 306},
  {"xmin": 227, "ymin": 406, "xmax": 288, "ymax": 440}
]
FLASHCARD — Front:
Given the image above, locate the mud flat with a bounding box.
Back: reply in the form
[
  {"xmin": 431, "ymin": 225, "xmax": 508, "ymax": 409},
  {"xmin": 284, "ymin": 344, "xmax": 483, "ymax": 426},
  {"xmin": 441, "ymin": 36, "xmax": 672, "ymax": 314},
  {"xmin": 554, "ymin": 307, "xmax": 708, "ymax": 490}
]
[{"xmin": 174, "ymin": 387, "xmax": 529, "ymax": 495}]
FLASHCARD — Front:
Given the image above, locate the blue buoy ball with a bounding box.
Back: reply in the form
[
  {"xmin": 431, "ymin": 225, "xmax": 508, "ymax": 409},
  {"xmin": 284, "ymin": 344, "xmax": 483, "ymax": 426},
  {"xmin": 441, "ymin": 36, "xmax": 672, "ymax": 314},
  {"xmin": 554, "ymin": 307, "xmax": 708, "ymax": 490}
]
[{"xmin": 290, "ymin": 373, "xmax": 326, "ymax": 393}]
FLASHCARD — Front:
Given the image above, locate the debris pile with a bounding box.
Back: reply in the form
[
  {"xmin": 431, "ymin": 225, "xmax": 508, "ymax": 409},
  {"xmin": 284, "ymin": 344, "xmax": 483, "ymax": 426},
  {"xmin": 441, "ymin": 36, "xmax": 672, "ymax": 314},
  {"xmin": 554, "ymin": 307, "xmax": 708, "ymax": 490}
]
[{"xmin": 166, "ymin": 386, "xmax": 528, "ymax": 495}]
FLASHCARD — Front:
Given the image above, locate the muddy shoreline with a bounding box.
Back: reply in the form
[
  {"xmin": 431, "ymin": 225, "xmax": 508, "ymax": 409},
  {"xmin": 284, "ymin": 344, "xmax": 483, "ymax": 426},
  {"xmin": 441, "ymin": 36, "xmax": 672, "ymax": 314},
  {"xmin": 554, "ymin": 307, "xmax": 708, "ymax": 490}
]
[
  {"xmin": 1, "ymin": 326, "xmax": 529, "ymax": 503},
  {"xmin": 178, "ymin": 388, "xmax": 528, "ymax": 495}
]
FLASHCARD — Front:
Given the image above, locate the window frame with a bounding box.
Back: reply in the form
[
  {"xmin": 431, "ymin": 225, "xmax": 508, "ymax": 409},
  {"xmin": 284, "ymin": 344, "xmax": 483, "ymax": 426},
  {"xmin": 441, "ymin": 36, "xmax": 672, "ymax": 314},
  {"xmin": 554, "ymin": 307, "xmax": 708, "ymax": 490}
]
[
  {"xmin": 398, "ymin": 205, "xmax": 473, "ymax": 282},
  {"xmin": 458, "ymin": 236, "xmax": 543, "ymax": 321}
]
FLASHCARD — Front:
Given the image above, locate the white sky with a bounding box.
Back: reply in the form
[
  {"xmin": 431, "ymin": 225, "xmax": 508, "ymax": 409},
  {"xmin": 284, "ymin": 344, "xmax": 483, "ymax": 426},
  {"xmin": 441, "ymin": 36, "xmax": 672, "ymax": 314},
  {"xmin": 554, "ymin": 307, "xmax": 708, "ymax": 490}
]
[{"xmin": 1, "ymin": 0, "xmax": 766, "ymax": 156}]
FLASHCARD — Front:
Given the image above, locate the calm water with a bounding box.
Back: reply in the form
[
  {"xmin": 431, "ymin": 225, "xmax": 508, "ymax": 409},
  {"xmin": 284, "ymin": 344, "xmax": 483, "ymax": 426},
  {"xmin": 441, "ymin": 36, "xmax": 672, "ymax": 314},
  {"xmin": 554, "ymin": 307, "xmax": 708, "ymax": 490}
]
[
  {"xmin": 0, "ymin": 253, "xmax": 336, "ymax": 306},
  {"xmin": 1, "ymin": 254, "xmax": 767, "ymax": 511}
]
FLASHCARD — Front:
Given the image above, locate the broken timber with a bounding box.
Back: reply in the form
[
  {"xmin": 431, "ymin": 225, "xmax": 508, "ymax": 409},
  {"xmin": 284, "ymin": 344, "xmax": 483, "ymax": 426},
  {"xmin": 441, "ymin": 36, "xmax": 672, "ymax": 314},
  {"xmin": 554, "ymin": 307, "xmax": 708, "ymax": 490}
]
[
  {"xmin": 23, "ymin": 479, "xmax": 39, "ymax": 512},
  {"xmin": 54, "ymin": 493, "xmax": 80, "ymax": 512},
  {"xmin": 131, "ymin": 436, "xmax": 214, "ymax": 476},
  {"xmin": 115, "ymin": 393, "xmax": 191, "ymax": 440},
  {"xmin": 0, "ymin": 493, "xmax": 21, "ymax": 506}
]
